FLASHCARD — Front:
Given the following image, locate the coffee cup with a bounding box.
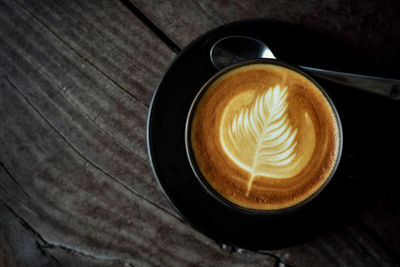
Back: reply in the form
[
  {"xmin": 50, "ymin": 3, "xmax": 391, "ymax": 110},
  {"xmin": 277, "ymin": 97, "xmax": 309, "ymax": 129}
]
[{"xmin": 185, "ymin": 59, "xmax": 343, "ymax": 214}]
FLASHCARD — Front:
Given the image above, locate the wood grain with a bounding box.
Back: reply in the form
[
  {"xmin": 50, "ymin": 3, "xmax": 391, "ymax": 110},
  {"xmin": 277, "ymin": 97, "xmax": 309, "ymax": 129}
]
[
  {"xmin": 0, "ymin": 0, "xmax": 168, "ymax": 210},
  {"xmin": 1, "ymin": 0, "xmax": 399, "ymax": 266},
  {"xmin": 0, "ymin": 0, "xmax": 276, "ymax": 265}
]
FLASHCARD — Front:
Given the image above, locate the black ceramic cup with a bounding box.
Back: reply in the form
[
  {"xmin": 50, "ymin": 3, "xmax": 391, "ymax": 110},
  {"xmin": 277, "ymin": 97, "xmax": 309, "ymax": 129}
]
[{"xmin": 185, "ymin": 58, "xmax": 343, "ymax": 215}]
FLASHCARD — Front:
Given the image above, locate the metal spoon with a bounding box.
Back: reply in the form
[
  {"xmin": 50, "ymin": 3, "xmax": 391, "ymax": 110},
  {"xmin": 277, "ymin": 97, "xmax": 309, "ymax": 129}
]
[{"xmin": 210, "ymin": 36, "xmax": 400, "ymax": 100}]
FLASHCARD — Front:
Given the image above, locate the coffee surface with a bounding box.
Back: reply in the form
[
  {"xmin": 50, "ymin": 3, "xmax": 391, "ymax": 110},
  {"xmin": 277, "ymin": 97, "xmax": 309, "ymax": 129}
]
[{"xmin": 190, "ymin": 63, "xmax": 340, "ymax": 211}]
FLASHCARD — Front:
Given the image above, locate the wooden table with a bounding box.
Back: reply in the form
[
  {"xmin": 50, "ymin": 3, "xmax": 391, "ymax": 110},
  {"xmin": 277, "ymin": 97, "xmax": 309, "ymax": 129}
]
[{"xmin": 1, "ymin": 0, "xmax": 400, "ymax": 266}]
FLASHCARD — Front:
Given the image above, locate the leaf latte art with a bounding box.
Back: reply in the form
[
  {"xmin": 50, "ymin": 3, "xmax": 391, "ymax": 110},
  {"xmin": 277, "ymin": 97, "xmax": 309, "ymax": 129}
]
[
  {"xmin": 220, "ymin": 85, "xmax": 315, "ymax": 195},
  {"xmin": 189, "ymin": 63, "xmax": 341, "ymax": 211}
]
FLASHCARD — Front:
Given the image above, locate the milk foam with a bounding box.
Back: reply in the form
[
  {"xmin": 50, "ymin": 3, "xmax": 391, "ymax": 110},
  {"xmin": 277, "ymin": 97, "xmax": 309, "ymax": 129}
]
[
  {"xmin": 190, "ymin": 63, "xmax": 340, "ymax": 210},
  {"xmin": 220, "ymin": 85, "xmax": 316, "ymax": 194}
]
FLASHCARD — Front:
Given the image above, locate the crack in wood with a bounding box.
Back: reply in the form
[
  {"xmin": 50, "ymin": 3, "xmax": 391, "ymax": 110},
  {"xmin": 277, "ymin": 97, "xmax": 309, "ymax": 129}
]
[
  {"xmin": 1, "ymin": 199, "xmax": 133, "ymax": 266},
  {"xmin": 3, "ymin": 75, "xmax": 183, "ymax": 223},
  {"xmin": 34, "ymin": 240, "xmax": 64, "ymax": 267},
  {"xmin": 1, "ymin": 201, "xmax": 64, "ymax": 266},
  {"xmin": 119, "ymin": 0, "xmax": 181, "ymax": 54},
  {"xmin": 42, "ymin": 243, "xmax": 132, "ymax": 266},
  {"xmin": 0, "ymin": 160, "xmax": 37, "ymax": 206}
]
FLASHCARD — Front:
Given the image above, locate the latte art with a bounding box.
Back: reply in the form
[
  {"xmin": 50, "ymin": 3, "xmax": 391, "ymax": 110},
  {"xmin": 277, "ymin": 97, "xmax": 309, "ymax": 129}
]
[
  {"xmin": 189, "ymin": 62, "xmax": 341, "ymax": 211},
  {"xmin": 220, "ymin": 85, "xmax": 316, "ymax": 195}
]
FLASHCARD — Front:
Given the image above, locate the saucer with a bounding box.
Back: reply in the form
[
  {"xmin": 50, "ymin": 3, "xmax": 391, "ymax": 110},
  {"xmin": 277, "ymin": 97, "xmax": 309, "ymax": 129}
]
[{"xmin": 147, "ymin": 19, "xmax": 394, "ymax": 250}]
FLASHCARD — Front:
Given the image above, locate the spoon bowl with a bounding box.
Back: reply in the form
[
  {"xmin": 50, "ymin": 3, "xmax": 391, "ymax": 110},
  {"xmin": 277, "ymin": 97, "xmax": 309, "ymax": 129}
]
[{"xmin": 210, "ymin": 36, "xmax": 276, "ymax": 69}]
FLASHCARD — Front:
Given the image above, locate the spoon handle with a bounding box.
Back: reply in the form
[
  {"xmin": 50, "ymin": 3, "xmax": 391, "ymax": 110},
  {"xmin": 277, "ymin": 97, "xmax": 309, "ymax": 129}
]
[{"xmin": 300, "ymin": 66, "xmax": 400, "ymax": 100}]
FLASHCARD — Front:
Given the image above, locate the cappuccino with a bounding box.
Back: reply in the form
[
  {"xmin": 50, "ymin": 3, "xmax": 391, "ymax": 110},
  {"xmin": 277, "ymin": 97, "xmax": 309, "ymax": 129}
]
[{"xmin": 187, "ymin": 61, "xmax": 341, "ymax": 211}]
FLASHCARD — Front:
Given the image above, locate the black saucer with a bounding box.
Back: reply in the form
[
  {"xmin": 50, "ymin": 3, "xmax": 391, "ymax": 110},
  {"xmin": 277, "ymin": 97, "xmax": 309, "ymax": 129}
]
[{"xmin": 147, "ymin": 19, "xmax": 398, "ymax": 250}]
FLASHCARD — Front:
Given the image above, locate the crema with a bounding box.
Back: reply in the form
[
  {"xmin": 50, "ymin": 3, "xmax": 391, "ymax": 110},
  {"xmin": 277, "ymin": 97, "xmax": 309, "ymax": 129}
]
[{"xmin": 188, "ymin": 62, "xmax": 341, "ymax": 211}]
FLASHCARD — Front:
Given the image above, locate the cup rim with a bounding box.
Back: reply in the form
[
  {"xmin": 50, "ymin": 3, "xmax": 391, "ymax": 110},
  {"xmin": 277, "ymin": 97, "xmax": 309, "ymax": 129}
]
[{"xmin": 185, "ymin": 58, "xmax": 343, "ymax": 215}]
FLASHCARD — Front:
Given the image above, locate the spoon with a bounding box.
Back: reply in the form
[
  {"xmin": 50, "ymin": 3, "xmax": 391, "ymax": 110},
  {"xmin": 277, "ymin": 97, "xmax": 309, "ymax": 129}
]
[{"xmin": 210, "ymin": 36, "xmax": 400, "ymax": 100}]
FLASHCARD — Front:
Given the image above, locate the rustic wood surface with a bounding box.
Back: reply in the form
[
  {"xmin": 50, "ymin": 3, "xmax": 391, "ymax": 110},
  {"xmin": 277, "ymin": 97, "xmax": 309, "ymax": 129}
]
[{"xmin": 1, "ymin": 0, "xmax": 400, "ymax": 266}]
